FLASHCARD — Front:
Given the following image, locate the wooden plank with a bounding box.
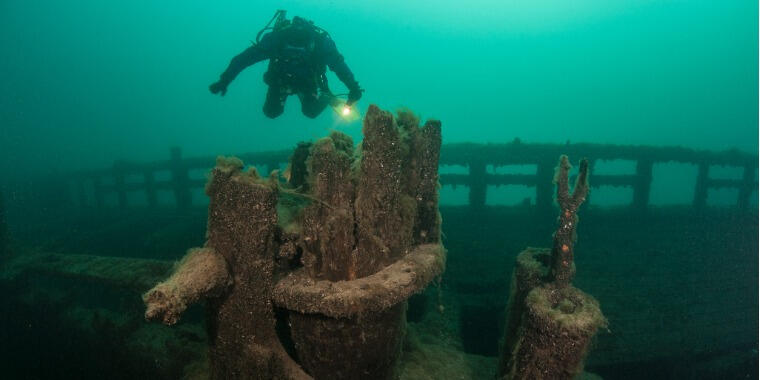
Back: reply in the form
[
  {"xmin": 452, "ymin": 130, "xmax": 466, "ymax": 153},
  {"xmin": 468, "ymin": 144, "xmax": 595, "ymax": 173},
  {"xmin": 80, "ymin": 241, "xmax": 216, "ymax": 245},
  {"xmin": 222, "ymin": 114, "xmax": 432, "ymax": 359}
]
[
  {"xmin": 4, "ymin": 252, "xmax": 172, "ymax": 293},
  {"xmin": 440, "ymin": 143, "xmax": 756, "ymax": 168}
]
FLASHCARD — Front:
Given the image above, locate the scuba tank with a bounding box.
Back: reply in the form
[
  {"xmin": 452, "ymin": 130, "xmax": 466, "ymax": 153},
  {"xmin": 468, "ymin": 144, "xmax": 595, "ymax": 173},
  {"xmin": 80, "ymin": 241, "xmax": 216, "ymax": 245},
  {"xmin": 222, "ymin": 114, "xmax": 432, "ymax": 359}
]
[
  {"xmin": 254, "ymin": 10, "xmax": 330, "ymax": 47},
  {"xmin": 257, "ymin": 11, "xmax": 327, "ymax": 89},
  {"xmin": 255, "ymin": 10, "xmax": 288, "ymax": 45}
]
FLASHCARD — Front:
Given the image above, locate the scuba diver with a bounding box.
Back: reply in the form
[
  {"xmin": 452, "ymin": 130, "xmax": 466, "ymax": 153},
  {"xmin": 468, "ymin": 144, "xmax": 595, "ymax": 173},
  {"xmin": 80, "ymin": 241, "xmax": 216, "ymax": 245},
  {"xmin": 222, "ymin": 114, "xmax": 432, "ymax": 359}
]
[{"xmin": 209, "ymin": 11, "xmax": 363, "ymax": 119}]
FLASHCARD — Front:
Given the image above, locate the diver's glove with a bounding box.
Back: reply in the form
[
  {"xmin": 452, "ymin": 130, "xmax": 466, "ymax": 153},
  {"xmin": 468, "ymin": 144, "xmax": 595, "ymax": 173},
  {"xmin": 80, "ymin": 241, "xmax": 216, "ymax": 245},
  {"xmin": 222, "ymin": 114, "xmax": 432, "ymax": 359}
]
[
  {"xmin": 347, "ymin": 86, "xmax": 363, "ymax": 106},
  {"xmin": 209, "ymin": 81, "xmax": 228, "ymax": 96}
]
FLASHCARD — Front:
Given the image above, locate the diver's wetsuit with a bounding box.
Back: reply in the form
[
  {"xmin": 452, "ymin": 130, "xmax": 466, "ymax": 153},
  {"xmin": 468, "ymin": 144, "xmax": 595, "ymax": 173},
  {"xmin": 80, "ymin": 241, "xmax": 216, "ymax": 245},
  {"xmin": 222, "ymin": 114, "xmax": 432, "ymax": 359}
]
[{"xmin": 214, "ymin": 21, "xmax": 360, "ymax": 119}]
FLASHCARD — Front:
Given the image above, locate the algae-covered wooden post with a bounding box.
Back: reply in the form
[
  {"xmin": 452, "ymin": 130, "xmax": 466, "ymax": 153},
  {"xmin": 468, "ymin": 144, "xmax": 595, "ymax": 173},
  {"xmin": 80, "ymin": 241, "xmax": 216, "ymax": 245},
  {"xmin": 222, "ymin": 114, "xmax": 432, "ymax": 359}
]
[
  {"xmin": 144, "ymin": 105, "xmax": 444, "ymax": 380},
  {"xmin": 299, "ymin": 132, "xmax": 357, "ymax": 281},
  {"xmin": 550, "ymin": 155, "xmax": 589, "ymax": 286},
  {"xmin": 287, "ymin": 142, "xmax": 312, "ymax": 191},
  {"xmin": 144, "ymin": 158, "xmax": 309, "ymax": 380},
  {"xmin": 579, "ymin": 158, "xmax": 595, "ymax": 212},
  {"xmin": 202, "ymin": 159, "xmax": 307, "ymax": 379},
  {"xmin": 413, "ymin": 119, "xmax": 443, "ymax": 244},
  {"xmin": 273, "ymin": 105, "xmax": 446, "ymax": 380},
  {"xmin": 498, "ymin": 155, "xmax": 606, "ymax": 380}
]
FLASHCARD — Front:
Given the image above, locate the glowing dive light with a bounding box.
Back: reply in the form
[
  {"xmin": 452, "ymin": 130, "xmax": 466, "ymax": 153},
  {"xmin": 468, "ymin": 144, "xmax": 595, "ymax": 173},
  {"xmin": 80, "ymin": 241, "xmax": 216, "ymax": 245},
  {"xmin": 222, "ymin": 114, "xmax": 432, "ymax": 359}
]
[{"xmin": 330, "ymin": 99, "xmax": 360, "ymax": 122}]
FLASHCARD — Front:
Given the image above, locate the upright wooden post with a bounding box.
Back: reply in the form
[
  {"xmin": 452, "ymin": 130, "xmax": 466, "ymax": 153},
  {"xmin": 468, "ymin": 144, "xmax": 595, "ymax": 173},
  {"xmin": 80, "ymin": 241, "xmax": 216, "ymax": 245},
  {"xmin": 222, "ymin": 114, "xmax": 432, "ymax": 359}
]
[
  {"xmin": 498, "ymin": 157, "xmax": 605, "ymax": 380},
  {"xmin": 274, "ymin": 106, "xmax": 445, "ymax": 380},
  {"xmin": 170, "ymin": 147, "xmax": 191, "ymax": 210},
  {"xmin": 300, "ymin": 134, "xmax": 357, "ymax": 280},
  {"xmin": 737, "ymin": 164, "xmax": 755, "ymax": 209},
  {"xmin": 144, "ymin": 169, "xmax": 157, "ymax": 208},
  {"xmin": 580, "ymin": 159, "xmax": 595, "ymax": 212},
  {"xmin": 632, "ymin": 159, "xmax": 653, "ymax": 211},
  {"xmin": 693, "ymin": 163, "xmax": 709, "ymax": 210},
  {"xmin": 469, "ymin": 160, "xmax": 487, "ymax": 209},
  {"xmin": 414, "ymin": 120, "xmax": 443, "ymax": 244},
  {"xmin": 535, "ymin": 159, "xmax": 554, "ymax": 211}
]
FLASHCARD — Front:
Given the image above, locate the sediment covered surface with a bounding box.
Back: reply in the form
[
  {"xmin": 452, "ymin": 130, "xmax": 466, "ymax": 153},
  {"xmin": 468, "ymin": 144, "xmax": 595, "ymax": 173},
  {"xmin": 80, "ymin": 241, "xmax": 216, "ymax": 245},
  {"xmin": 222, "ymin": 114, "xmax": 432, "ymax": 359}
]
[
  {"xmin": 1, "ymin": 206, "xmax": 755, "ymax": 378},
  {"xmin": 274, "ymin": 243, "xmax": 445, "ymax": 318}
]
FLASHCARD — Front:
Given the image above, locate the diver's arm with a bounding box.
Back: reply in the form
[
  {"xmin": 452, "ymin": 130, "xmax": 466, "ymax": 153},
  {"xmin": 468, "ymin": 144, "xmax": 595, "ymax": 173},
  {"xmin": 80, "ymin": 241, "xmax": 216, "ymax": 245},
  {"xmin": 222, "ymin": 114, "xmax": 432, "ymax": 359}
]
[
  {"xmin": 218, "ymin": 44, "xmax": 267, "ymax": 86},
  {"xmin": 210, "ymin": 35, "xmax": 274, "ymax": 95},
  {"xmin": 323, "ymin": 37, "xmax": 362, "ymax": 103}
]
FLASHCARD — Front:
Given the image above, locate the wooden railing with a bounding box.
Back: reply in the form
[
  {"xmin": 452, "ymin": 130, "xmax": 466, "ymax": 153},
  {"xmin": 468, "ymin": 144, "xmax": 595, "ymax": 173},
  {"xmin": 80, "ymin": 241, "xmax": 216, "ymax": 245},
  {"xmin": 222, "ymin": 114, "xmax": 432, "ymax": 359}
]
[
  {"xmin": 68, "ymin": 142, "xmax": 757, "ymax": 211},
  {"xmin": 439, "ymin": 142, "xmax": 757, "ymax": 210},
  {"xmin": 70, "ymin": 148, "xmax": 290, "ymax": 210}
]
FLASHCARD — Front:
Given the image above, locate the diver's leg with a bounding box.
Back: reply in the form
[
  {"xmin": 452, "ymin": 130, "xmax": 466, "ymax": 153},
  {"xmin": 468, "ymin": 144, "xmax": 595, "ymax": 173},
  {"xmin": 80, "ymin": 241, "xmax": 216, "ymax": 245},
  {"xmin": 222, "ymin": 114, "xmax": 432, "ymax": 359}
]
[
  {"xmin": 299, "ymin": 87, "xmax": 329, "ymax": 119},
  {"xmin": 263, "ymin": 85, "xmax": 287, "ymax": 119}
]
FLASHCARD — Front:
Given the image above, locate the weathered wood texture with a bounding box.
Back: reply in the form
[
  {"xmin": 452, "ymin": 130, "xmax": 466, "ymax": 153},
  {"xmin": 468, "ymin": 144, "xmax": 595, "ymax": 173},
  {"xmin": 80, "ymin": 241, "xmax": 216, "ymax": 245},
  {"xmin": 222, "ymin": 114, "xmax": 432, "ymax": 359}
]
[
  {"xmin": 143, "ymin": 247, "xmax": 231, "ymax": 325},
  {"xmin": 2, "ymin": 251, "xmax": 172, "ymax": 292},
  {"xmin": 202, "ymin": 158, "xmax": 308, "ymax": 380}
]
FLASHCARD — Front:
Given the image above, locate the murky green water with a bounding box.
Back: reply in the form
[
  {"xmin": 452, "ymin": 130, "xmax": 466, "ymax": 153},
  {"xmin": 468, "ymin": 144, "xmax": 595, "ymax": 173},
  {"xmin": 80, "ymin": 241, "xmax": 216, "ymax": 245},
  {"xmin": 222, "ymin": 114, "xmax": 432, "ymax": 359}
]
[{"xmin": 0, "ymin": 1, "xmax": 757, "ymax": 379}]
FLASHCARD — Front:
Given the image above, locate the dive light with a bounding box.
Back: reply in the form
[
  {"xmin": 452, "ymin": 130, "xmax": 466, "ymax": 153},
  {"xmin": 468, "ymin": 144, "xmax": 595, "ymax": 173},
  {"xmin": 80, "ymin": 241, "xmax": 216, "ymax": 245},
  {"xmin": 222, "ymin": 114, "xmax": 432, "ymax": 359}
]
[{"xmin": 331, "ymin": 100, "xmax": 359, "ymax": 122}]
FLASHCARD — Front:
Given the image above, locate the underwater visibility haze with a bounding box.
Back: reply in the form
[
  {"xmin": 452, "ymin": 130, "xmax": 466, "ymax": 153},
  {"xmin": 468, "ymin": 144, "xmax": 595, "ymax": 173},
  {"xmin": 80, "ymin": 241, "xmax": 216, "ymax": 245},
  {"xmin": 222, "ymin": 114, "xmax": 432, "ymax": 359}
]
[
  {"xmin": 0, "ymin": 0, "xmax": 757, "ymax": 379},
  {"xmin": 1, "ymin": 0, "xmax": 757, "ymax": 177}
]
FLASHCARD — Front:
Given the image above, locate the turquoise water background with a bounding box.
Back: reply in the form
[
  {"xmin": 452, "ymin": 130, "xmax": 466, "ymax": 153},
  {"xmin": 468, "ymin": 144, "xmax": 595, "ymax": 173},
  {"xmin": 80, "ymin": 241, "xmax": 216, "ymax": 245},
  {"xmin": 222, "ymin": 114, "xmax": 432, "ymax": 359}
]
[
  {"xmin": 1, "ymin": 1, "xmax": 757, "ymax": 194},
  {"xmin": 0, "ymin": 3, "xmax": 757, "ymax": 378}
]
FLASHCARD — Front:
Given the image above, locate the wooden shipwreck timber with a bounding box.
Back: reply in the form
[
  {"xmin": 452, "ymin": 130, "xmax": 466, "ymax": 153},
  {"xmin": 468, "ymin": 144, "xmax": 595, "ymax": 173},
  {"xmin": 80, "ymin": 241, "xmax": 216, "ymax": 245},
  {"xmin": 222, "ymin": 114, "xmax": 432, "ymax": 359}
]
[
  {"xmin": 65, "ymin": 135, "xmax": 757, "ymax": 212},
  {"xmin": 140, "ymin": 105, "xmax": 446, "ymax": 379},
  {"xmin": 1, "ymin": 105, "xmax": 756, "ymax": 379},
  {"xmin": 498, "ymin": 156, "xmax": 606, "ymax": 380},
  {"xmin": 0, "ymin": 143, "xmax": 609, "ymax": 380}
]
